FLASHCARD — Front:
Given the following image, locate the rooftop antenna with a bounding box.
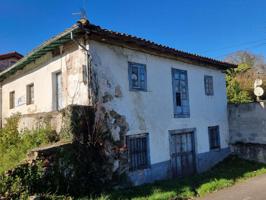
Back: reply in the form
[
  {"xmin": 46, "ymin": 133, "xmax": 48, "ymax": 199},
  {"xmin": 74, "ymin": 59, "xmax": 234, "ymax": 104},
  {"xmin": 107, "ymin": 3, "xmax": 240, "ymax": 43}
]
[
  {"xmin": 72, "ymin": 0, "xmax": 88, "ymax": 20},
  {"xmin": 72, "ymin": 8, "xmax": 87, "ymax": 19}
]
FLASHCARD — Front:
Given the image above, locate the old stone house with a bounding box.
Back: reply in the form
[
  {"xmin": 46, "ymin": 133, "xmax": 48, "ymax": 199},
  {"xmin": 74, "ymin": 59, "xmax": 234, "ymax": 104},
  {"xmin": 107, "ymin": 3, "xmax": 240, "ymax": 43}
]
[{"xmin": 0, "ymin": 19, "xmax": 236, "ymax": 185}]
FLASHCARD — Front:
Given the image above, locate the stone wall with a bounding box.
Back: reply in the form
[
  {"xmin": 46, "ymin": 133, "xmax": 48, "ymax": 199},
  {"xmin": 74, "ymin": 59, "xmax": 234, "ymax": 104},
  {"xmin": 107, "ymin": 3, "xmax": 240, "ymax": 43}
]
[
  {"xmin": 17, "ymin": 105, "xmax": 95, "ymax": 138},
  {"xmin": 228, "ymin": 102, "xmax": 266, "ymax": 164},
  {"xmin": 18, "ymin": 111, "xmax": 62, "ymax": 133},
  {"xmin": 231, "ymin": 142, "xmax": 266, "ymax": 164},
  {"xmin": 228, "ymin": 102, "xmax": 266, "ymax": 144},
  {"xmin": 20, "ymin": 104, "xmax": 129, "ymax": 195}
]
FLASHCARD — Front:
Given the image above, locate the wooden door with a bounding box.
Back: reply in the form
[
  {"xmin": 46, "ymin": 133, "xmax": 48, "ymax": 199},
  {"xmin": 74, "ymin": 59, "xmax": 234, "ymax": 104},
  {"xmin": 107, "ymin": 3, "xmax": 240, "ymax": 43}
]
[{"xmin": 170, "ymin": 132, "xmax": 195, "ymax": 177}]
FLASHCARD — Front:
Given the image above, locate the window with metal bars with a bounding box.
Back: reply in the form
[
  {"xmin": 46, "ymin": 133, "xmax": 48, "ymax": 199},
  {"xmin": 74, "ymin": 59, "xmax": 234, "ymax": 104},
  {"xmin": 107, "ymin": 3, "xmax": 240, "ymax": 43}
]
[
  {"xmin": 126, "ymin": 133, "xmax": 149, "ymax": 171},
  {"xmin": 128, "ymin": 62, "xmax": 147, "ymax": 91},
  {"xmin": 204, "ymin": 75, "xmax": 214, "ymax": 96},
  {"xmin": 208, "ymin": 126, "xmax": 220, "ymax": 150}
]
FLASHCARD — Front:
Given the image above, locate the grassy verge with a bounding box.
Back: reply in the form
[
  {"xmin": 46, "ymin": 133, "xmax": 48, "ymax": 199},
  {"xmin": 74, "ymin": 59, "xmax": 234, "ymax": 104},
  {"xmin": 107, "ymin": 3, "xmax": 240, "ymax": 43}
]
[{"xmin": 90, "ymin": 156, "xmax": 266, "ymax": 200}]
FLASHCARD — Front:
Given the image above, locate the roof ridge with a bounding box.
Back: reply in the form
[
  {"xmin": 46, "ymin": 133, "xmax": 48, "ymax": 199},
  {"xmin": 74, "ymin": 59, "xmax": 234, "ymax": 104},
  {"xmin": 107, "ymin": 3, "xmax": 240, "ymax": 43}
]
[
  {"xmin": 0, "ymin": 20, "xmax": 236, "ymax": 81},
  {"xmin": 87, "ymin": 23, "xmax": 237, "ymax": 68}
]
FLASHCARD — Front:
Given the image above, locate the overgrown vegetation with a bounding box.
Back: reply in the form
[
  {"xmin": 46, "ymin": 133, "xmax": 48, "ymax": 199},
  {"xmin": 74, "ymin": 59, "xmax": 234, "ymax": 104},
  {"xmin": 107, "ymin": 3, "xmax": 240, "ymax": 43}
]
[
  {"xmin": 0, "ymin": 106, "xmax": 126, "ymax": 199},
  {"xmin": 0, "ymin": 113, "xmax": 59, "ymax": 199},
  {"xmin": 90, "ymin": 156, "xmax": 266, "ymax": 200},
  {"xmin": 225, "ymin": 51, "xmax": 266, "ymax": 103},
  {"xmin": 226, "ymin": 75, "xmax": 253, "ymax": 104},
  {"xmin": 3, "ymin": 155, "xmax": 266, "ymax": 200},
  {"xmin": 0, "ymin": 113, "xmax": 59, "ymax": 174},
  {"xmin": 0, "ymin": 161, "xmax": 44, "ymax": 199}
]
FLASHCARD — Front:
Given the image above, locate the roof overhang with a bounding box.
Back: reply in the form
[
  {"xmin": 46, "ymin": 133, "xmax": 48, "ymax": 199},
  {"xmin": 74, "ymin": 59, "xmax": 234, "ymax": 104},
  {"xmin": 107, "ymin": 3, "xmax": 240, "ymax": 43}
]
[
  {"xmin": 0, "ymin": 52, "xmax": 23, "ymax": 60},
  {"xmin": 85, "ymin": 23, "xmax": 237, "ymax": 70},
  {"xmin": 0, "ymin": 19, "xmax": 237, "ymax": 82},
  {"xmin": 0, "ymin": 23, "xmax": 82, "ymax": 82}
]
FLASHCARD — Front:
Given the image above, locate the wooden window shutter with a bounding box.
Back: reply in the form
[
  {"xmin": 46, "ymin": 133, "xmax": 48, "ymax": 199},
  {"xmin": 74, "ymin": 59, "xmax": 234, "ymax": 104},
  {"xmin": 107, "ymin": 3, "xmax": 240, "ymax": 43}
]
[
  {"xmin": 9, "ymin": 91, "xmax": 15, "ymax": 109},
  {"xmin": 26, "ymin": 85, "xmax": 30, "ymax": 105}
]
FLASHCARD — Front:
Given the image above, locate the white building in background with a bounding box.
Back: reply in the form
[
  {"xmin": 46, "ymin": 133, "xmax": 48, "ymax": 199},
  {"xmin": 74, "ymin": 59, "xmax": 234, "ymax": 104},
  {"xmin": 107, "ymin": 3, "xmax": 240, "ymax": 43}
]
[
  {"xmin": 0, "ymin": 19, "xmax": 236, "ymax": 185},
  {"xmin": 0, "ymin": 51, "xmax": 23, "ymax": 72}
]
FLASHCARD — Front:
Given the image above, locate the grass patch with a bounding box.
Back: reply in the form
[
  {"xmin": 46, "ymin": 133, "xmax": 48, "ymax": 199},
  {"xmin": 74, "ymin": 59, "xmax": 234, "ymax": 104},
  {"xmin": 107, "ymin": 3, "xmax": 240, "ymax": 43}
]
[{"xmin": 89, "ymin": 156, "xmax": 266, "ymax": 200}]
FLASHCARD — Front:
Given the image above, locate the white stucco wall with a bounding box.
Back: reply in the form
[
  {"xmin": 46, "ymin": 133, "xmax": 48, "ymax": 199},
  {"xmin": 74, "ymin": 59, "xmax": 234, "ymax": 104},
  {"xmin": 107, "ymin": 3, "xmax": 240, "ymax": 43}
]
[
  {"xmin": 0, "ymin": 37, "xmax": 229, "ymax": 167},
  {"xmin": 90, "ymin": 40, "xmax": 229, "ymax": 165},
  {"xmin": 1, "ymin": 42, "xmax": 89, "ymax": 122}
]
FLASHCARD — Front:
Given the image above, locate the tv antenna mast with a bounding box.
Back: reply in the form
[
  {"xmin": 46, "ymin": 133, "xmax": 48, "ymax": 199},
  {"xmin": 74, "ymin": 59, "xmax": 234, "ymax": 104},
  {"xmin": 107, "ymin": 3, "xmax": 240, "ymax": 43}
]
[
  {"xmin": 72, "ymin": 0, "xmax": 88, "ymax": 19},
  {"xmin": 73, "ymin": 8, "xmax": 87, "ymax": 19}
]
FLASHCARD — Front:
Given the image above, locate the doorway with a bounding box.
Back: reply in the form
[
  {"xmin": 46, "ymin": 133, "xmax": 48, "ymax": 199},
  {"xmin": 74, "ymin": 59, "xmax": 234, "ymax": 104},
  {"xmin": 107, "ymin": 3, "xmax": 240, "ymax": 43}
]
[{"xmin": 170, "ymin": 130, "xmax": 196, "ymax": 177}]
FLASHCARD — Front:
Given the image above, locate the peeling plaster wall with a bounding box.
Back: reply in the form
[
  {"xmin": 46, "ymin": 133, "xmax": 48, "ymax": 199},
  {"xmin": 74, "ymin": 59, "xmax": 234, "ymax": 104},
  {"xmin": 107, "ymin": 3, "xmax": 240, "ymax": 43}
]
[
  {"xmin": 1, "ymin": 41, "xmax": 89, "ymax": 128},
  {"xmin": 90, "ymin": 40, "xmax": 230, "ymax": 166}
]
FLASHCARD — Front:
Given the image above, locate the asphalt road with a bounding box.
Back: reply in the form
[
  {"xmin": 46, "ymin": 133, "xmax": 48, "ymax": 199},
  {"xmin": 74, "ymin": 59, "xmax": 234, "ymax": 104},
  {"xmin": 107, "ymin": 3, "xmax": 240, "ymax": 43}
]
[{"xmin": 197, "ymin": 174, "xmax": 266, "ymax": 200}]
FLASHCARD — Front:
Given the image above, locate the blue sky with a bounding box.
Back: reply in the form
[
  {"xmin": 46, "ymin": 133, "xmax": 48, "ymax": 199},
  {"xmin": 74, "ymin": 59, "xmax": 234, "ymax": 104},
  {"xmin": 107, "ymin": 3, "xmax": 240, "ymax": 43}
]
[{"xmin": 1, "ymin": 0, "xmax": 266, "ymax": 61}]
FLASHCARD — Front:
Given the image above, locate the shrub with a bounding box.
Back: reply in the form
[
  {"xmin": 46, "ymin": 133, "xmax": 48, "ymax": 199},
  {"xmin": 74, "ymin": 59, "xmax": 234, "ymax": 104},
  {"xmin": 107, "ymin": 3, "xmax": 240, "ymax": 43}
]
[
  {"xmin": 0, "ymin": 106, "xmax": 126, "ymax": 198},
  {"xmin": 0, "ymin": 113, "xmax": 60, "ymax": 198},
  {"xmin": 0, "ymin": 113, "xmax": 58, "ymax": 174},
  {"xmin": 0, "ymin": 161, "xmax": 44, "ymax": 199}
]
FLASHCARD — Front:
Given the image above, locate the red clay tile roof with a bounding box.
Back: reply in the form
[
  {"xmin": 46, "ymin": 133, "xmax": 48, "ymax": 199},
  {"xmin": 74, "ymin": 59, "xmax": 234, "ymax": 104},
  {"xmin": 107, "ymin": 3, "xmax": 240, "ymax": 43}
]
[
  {"xmin": 0, "ymin": 19, "xmax": 236, "ymax": 81},
  {"xmin": 0, "ymin": 51, "xmax": 23, "ymax": 60},
  {"xmin": 79, "ymin": 20, "xmax": 237, "ymax": 70}
]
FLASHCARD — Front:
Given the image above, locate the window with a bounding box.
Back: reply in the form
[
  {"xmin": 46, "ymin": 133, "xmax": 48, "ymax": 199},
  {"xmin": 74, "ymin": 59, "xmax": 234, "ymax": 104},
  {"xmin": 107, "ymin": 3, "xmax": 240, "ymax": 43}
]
[
  {"xmin": 128, "ymin": 62, "xmax": 147, "ymax": 91},
  {"xmin": 126, "ymin": 133, "xmax": 149, "ymax": 171},
  {"xmin": 26, "ymin": 83, "xmax": 34, "ymax": 105},
  {"xmin": 208, "ymin": 126, "xmax": 220, "ymax": 150},
  {"xmin": 52, "ymin": 47, "xmax": 61, "ymax": 57},
  {"xmin": 55, "ymin": 72, "xmax": 63, "ymax": 110},
  {"xmin": 9, "ymin": 61, "xmax": 16, "ymax": 66},
  {"xmin": 9, "ymin": 91, "xmax": 15, "ymax": 109},
  {"xmin": 204, "ymin": 75, "xmax": 214, "ymax": 96},
  {"xmin": 82, "ymin": 64, "xmax": 88, "ymax": 84},
  {"xmin": 172, "ymin": 68, "xmax": 190, "ymax": 118}
]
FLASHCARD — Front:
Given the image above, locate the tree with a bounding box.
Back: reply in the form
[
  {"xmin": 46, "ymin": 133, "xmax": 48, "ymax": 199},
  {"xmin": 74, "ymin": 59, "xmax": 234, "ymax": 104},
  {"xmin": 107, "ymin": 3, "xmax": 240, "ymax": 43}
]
[
  {"xmin": 226, "ymin": 77, "xmax": 252, "ymax": 103},
  {"xmin": 224, "ymin": 51, "xmax": 266, "ymax": 103}
]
